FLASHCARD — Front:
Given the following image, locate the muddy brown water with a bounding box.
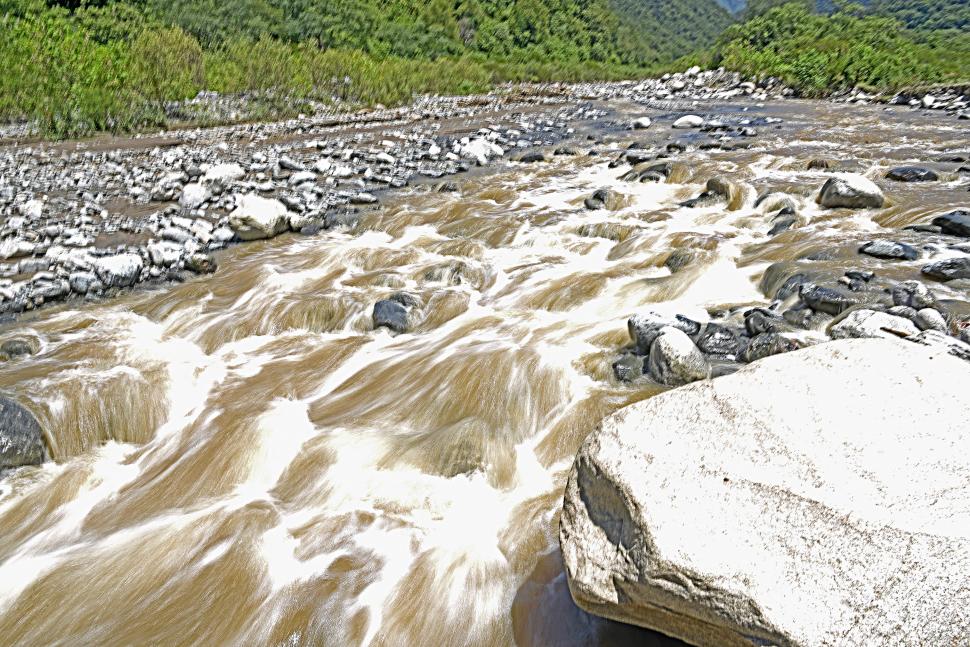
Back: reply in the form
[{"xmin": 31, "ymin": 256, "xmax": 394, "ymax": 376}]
[{"xmin": 0, "ymin": 99, "xmax": 967, "ymax": 646}]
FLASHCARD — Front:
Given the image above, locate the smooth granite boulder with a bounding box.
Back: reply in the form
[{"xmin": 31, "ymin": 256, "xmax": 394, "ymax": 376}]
[{"xmin": 561, "ymin": 338, "xmax": 970, "ymax": 647}]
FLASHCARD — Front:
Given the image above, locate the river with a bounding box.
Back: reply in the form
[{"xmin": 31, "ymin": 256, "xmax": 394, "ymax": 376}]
[{"xmin": 0, "ymin": 97, "xmax": 966, "ymax": 646}]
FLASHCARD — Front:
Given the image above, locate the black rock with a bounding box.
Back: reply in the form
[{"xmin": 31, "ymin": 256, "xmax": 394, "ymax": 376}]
[
  {"xmin": 0, "ymin": 396, "xmax": 45, "ymax": 471},
  {"xmin": 775, "ymin": 273, "xmax": 810, "ymax": 301},
  {"xmin": 769, "ymin": 213, "xmax": 797, "ymax": 236},
  {"xmin": 859, "ymin": 240, "xmax": 919, "ymax": 261},
  {"xmin": 0, "ymin": 339, "xmax": 36, "ymax": 360},
  {"xmin": 886, "ymin": 166, "xmax": 939, "ymax": 182},
  {"xmin": 554, "ymin": 147, "xmax": 577, "ymax": 156},
  {"xmin": 612, "ymin": 354, "xmax": 645, "ymax": 382},
  {"xmin": 845, "ymin": 270, "xmax": 874, "ymax": 283},
  {"xmin": 373, "ymin": 299, "xmax": 410, "ymax": 333},
  {"xmin": 744, "ymin": 308, "xmax": 788, "ymax": 335},
  {"xmin": 584, "ymin": 189, "xmax": 614, "ymax": 211},
  {"xmin": 799, "ymin": 284, "xmax": 857, "ymax": 315},
  {"xmin": 519, "ymin": 152, "xmax": 546, "ymax": 164},
  {"xmin": 696, "ymin": 323, "xmax": 742, "ymax": 356},
  {"xmin": 740, "ymin": 333, "xmax": 800, "ymax": 363},
  {"xmin": 932, "ymin": 210, "xmax": 970, "ymax": 237},
  {"xmin": 922, "ymin": 258, "xmax": 970, "ymax": 282}
]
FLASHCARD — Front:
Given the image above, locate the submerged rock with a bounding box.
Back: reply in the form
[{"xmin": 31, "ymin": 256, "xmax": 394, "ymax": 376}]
[
  {"xmin": 932, "ymin": 210, "xmax": 970, "ymax": 237},
  {"xmin": 0, "ymin": 396, "xmax": 45, "ymax": 471},
  {"xmin": 885, "ymin": 166, "xmax": 939, "ymax": 182},
  {"xmin": 859, "ymin": 240, "xmax": 918, "ymax": 261},
  {"xmin": 817, "ymin": 174, "xmax": 885, "ymax": 209},
  {"xmin": 561, "ymin": 338, "xmax": 970, "ymax": 647}
]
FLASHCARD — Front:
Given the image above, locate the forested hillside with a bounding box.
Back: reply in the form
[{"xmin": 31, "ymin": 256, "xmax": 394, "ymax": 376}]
[{"xmin": 609, "ymin": 0, "xmax": 733, "ymax": 64}]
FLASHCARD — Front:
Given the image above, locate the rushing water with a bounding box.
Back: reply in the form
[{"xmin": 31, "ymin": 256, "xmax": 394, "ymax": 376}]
[{"xmin": 0, "ymin": 99, "xmax": 966, "ymax": 646}]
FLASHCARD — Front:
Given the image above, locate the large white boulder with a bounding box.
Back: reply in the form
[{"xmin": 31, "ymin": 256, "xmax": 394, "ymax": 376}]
[
  {"xmin": 561, "ymin": 338, "xmax": 970, "ymax": 646},
  {"xmin": 228, "ymin": 195, "xmax": 290, "ymax": 241},
  {"xmin": 459, "ymin": 138, "xmax": 504, "ymax": 166},
  {"xmin": 202, "ymin": 162, "xmax": 245, "ymax": 186},
  {"xmin": 817, "ymin": 173, "xmax": 885, "ymax": 209}
]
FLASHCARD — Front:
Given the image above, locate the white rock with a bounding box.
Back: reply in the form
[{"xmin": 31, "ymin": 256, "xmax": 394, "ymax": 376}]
[
  {"xmin": 817, "ymin": 173, "xmax": 885, "ymax": 209},
  {"xmin": 94, "ymin": 253, "xmax": 143, "ymax": 288},
  {"xmin": 228, "ymin": 195, "xmax": 290, "ymax": 241},
  {"xmin": 647, "ymin": 327, "xmax": 710, "ymax": 386},
  {"xmin": 672, "ymin": 115, "xmax": 704, "ymax": 129},
  {"xmin": 460, "ymin": 138, "xmax": 504, "ymax": 166},
  {"xmin": 203, "ymin": 163, "xmax": 245, "ymax": 185},
  {"xmin": 313, "ymin": 158, "xmax": 333, "ymax": 174},
  {"xmin": 562, "ymin": 338, "xmax": 970, "ymax": 647},
  {"xmin": 632, "ymin": 117, "xmax": 652, "ymax": 130},
  {"xmin": 829, "ymin": 309, "xmax": 919, "ymax": 339},
  {"xmin": 147, "ymin": 242, "xmax": 182, "ymax": 267},
  {"xmin": 179, "ymin": 183, "xmax": 210, "ymax": 210}
]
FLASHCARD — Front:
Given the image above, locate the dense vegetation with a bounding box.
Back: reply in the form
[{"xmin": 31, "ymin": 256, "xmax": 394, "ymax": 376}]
[
  {"xmin": 709, "ymin": 3, "xmax": 970, "ymax": 96},
  {"xmin": 0, "ymin": 0, "xmax": 739, "ymax": 137},
  {"xmin": 0, "ymin": 0, "xmax": 967, "ymax": 139}
]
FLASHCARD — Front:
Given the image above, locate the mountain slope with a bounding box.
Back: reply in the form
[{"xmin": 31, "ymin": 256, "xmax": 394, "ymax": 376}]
[{"xmin": 609, "ymin": 0, "xmax": 734, "ymax": 63}]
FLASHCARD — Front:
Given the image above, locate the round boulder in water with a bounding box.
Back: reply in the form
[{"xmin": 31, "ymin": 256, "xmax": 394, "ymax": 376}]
[
  {"xmin": 859, "ymin": 240, "xmax": 919, "ymax": 261},
  {"xmin": 932, "ymin": 210, "xmax": 970, "ymax": 237},
  {"xmin": 922, "ymin": 257, "xmax": 970, "ymax": 281},
  {"xmin": 632, "ymin": 117, "xmax": 652, "ymax": 130},
  {"xmin": 817, "ymin": 174, "xmax": 885, "ymax": 209},
  {"xmin": 886, "ymin": 166, "xmax": 939, "ymax": 182},
  {"xmin": 672, "ymin": 115, "xmax": 704, "ymax": 129},
  {"xmin": 0, "ymin": 397, "xmax": 45, "ymax": 471}
]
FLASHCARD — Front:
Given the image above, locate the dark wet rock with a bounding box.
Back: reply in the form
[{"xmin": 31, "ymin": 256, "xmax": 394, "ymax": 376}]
[
  {"xmin": 782, "ymin": 307, "xmax": 833, "ymax": 330},
  {"xmin": 0, "ymin": 338, "xmax": 37, "ymax": 360},
  {"xmin": 0, "ymin": 396, "xmax": 45, "ymax": 471},
  {"xmin": 859, "ymin": 240, "xmax": 919, "ymax": 261},
  {"xmin": 807, "ymin": 159, "xmax": 834, "ymax": 171},
  {"xmin": 518, "ymin": 152, "xmax": 546, "ymax": 164},
  {"xmin": 768, "ymin": 210, "xmax": 797, "ymax": 236},
  {"xmin": 554, "ymin": 147, "xmax": 577, "ymax": 156},
  {"xmin": 437, "ymin": 182, "xmax": 459, "ymax": 193},
  {"xmin": 799, "ymin": 284, "xmax": 857, "ymax": 315},
  {"xmin": 185, "ymin": 253, "xmax": 217, "ymax": 274},
  {"xmin": 739, "ymin": 333, "xmax": 799, "ymax": 363},
  {"xmin": 906, "ymin": 224, "xmax": 943, "ymax": 234},
  {"xmin": 886, "ymin": 166, "xmax": 939, "ymax": 182},
  {"xmin": 774, "ymin": 273, "xmax": 810, "ymax": 301},
  {"xmin": 696, "ymin": 323, "xmax": 742, "ymax": 357},
  {"xmin": 628, "ymin": 311, "xmax": 673, "ymax": 354},
  {"xmin": 373, "ymin": 299, "xmax": 410, "ymax": 333},
  {"xmin": 817, "ymin": 174, "xmax": 884, "ymax": 209},
  {"xmin": 612, "ymin": 354, "xmax": 645, "ymax": 382},
  {"xmin": 932, "ymin": 210, "xmax": 970, "ymax": 237},
  {"xmin": 584, "ymin": 189, "xmax": 615, "ymax": 211},
  {"xmin": 324, "ymin": 210, "xmax": 361, "ymax": 230},
  {"xmin": 620, "ymin": 162, "xmax": 671, "ymax": 183},
  {"xmin": 664, "ymin": 249, "xmax": 697, "ymax": 274},
  {"xmin": 922, "ymin": 258, "xmax": 970, "ymax": 281},
  {"xmin": 744, "ymin": 308, "xmax": 790, "ymax": 336},
  {"xmin": 647, "ymin": 328, "xmax": 710, "ymax": 386},
  {"xmin": 892, "ymin": 280, "xmax": 937, "ymax": 310},
  {"xmin": 69, "ymin": 271, "xmax": 100, "ymax": 295},
  {"xmin": 845, "ymin": 270, "xmax": 874, "ymax": 283}
]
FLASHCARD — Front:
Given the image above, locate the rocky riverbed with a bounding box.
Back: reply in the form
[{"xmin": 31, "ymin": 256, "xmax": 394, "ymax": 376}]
[{"xmin": 0, "ymin": 69, "xmax": 967, "ymax": 646}]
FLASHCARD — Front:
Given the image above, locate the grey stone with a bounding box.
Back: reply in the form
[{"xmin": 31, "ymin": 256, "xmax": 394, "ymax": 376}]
[
  {"xmin": 561, "ymin": 338, "xmax": 970, "ymax": 647},
  {"xmin": 859, "ymin": 240, "xmax": 918, "ymax": 261},
  {"xmin": 817, "ymin": 174, "xmax": 885, "ymax": 209},
  {"xmin": 647, "ymin": 327, "xmax": 710, "ymax": 386},
  {"xmin": 829, "ymin": 309, "xmax": 920, "ymax": 339},
  {"xmin": 915, "ymin": 308, "xmax": 948, "ymax": 332},
  {"xmin": 885, "ymin": 166, "xmax": 939, "ymax": 182},
  {"xmin": 922, "ymin": 257, "xmax": 970, "ymax": 281},
  {"xmin": 0, "ymin": 396, "xmax": 45, "ymax": 471},
  {"xmin": 892, "ymin": 280, "xmax": 937, "ymax": 310}
]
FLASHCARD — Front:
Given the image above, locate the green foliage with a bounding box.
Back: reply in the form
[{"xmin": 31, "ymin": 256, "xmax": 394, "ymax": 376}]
[{"xmin": 712, "ymin": 3, "xmax": 967, "ymax": 95}]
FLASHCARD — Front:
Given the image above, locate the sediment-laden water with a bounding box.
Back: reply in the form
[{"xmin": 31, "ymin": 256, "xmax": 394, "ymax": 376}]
[{"xmin": 0, "ymin": 99, "xmax": 966, "ymax": 646}]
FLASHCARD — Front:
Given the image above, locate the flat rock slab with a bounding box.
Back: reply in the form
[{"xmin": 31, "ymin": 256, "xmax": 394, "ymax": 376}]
[{"xmin": 561, "ymin": 338, "xmax": 970, "ymax": 647}]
